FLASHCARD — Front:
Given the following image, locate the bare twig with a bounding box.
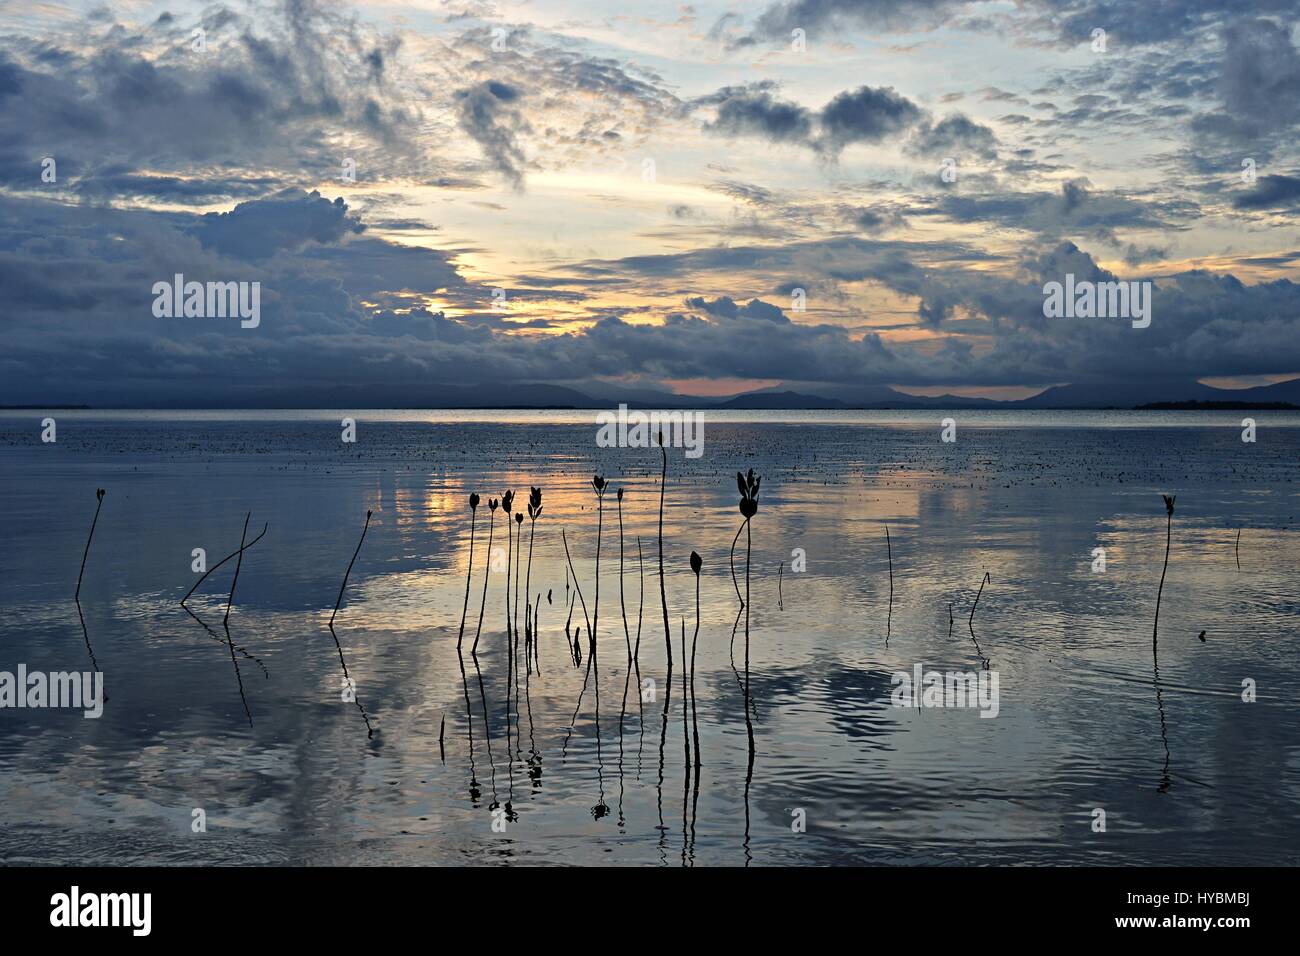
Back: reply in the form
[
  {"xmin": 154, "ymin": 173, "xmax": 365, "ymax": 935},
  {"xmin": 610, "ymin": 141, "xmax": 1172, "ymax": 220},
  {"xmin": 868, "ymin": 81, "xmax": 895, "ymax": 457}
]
[
  {"xmin": 75, "ymin": 488, "xmax": 106, "ymax": 682},
  {"xmin": 885, "ymin": 525, "xmax": 893, "ymax": 644},
  {"xmin": 331, "ymin": 511, "xmax": 372, "ymax": 629},
  {"xmin": 561, "ymin": 529, "xmax": 593, "ymax": 641},
  {"xmin": 657, "ymin": 434, "xmax": 672, "ymax": 669},
  {"xmin": 181, "ymin": 522, "xmax": 268, "ymax": 605},
  {"xmin": 224, "ymin": 512, "xmax": 252, "ymax": 628},
  {"xmin": 457, "ymin": 497, "xmax": 478, "ymax": 650},
  {"xmin": 329, "ymin": 510, "xmax": 374, "ymax": 738},
  {"xmin": 1153, "ymin": 495, "xmax": 1176, "ymax": 654},
  {"xmin": 618, "ymin": 488, "xmax": 631, "ymax": 661},
  {"xmin": 968, "ymin": 571, "xmax": 991, "ymax": 668},
  {"xmin": 472, "ymin": 500, "xmax": 496, "ymax": 654},
  {"xmin": 75, "ymin": 488, "xmax": 105, "ymax": 602},
  {"xmin": 689, "ymin": 552, "xmax": 702, "ymax": 778}
]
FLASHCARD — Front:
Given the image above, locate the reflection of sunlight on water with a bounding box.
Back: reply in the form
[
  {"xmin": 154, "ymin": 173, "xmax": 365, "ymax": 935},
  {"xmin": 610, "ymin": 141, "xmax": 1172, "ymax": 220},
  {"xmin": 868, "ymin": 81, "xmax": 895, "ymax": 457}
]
[{"xmin": 1, "ymin": 417, "xmax": 1298, "ymax": 864}]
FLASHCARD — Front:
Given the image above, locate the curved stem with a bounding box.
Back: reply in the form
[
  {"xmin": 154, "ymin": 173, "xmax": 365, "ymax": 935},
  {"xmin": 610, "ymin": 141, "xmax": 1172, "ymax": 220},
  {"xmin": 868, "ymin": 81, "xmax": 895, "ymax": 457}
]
[
  {"xmin": 619, "ymin": 495, "xmax": 631, "ymax": 661},
  {"xmin": 658, "ymin": 444, "xmax": 671, "ymax": 668},
  {"xmin": 729, "ymin": 521, "xmax": 745, "ymax": 607},
  {"xmin": 76, "ymin": 490, "xmax": 105, "ymax": 602},
  {"xmin": 181, "ymin": 522, "xmax": 268, "ymax": 605},
  {"xmin": 471, "ymin": 512, "xmax": 494, "ymax": 654},
  {"xmin": 1153, "ymin": 511, "xmax": 1172, "ymax": 652},
  {"xmin": 456, "ymin": 509, "xmax": 476, "ymax": 650},
  {"xmin": 690, "ymin": 571, "xmax": 701, "ymax": 776}
]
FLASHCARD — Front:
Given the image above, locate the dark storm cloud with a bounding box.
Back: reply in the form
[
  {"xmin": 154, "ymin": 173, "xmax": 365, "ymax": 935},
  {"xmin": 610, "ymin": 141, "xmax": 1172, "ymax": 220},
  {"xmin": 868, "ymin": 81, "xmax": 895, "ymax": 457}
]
[
  {"xmin": 735, "ymin": 0, "xmax": 1300, "ymax": 48},
  {"xmin": 0, "ymin": 1, "xmax": 1296, "ymax": 401},
  {"xmin": 366, "ymin": 307, "xmax": 494, "ymax": 343},
  {"xmin": 194, "ymin": 190, "xmax": 366, "ymax": 260},
  {"xmin": 1213, "ymin": 18, "xmax": 1300, "ymax": 137},
  {"xmin": 692, "ymin": 82, "xmax": 925, "ymax": 155},
  {"xmin": 1232, "ymin": 175, "xmax": 1300, "ymax": 210},
  {"xmin": 0, "ymin": 0, "xmax": 432, "ymax": 198},
  {"xmin": 817, "ymin": 86, "xmax": 924, "ymax": 155},
  {"xmin": 906, "ymin": 113, "xmax": 999, "ymax": 160},
  {"xmin": 557, "ymin": 236, "xmax": 1300, "ymax": 387},
  {"xmin": 683, "ymin": 296, "xmax": 792, "ymax": 323},
  {"xmin": 446, "ymin": 24, "xmax": 680, "ymax": 187},
  {"xmin": 1031, "ymin": 0, "xmax": 1300, "ymax": 47},
  {"xmin": 743, "ymin": 0, "xmax": 966, "ymax": 42},
  {"xmin": 75, "ymin": 171, "xmax": 286, "ymax": 205},
  {"xmin": 0, "ymin": 190, "xmax": 479, "ymax": 405},
  {"xmin": 1184, "ymin": 24, "xmax": 1299, "ymax": 164},
  {"xmin": 453, "ymin": 81, "xmax": 531, "ymax": 191},
  {"xmin": 698, "ymin": 83, "xmax": 814, "ymax": 143},
  {"xmin": 1025, "ymin": 12, "xmax": 1300, "ymax": 172},
  {"xmin": 0, "ymin": 54, "xmax": 21, "ymax": 97},
  {"xmin": 913, "ymin": 180, "xmax": 1195, "ymax": 241},
  {"xmin": 3, "ymin": 187, "xmax": 1300, "ymax": 400},
  {"xmin": 844, "ymin": 205, "xmax": 909, "ymax": 232}
]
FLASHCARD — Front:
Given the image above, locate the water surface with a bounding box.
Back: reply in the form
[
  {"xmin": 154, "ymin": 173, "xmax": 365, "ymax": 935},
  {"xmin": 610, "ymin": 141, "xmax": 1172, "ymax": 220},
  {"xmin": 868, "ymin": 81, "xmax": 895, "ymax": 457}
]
[{"xmin": 1, "ymin": 410, "xmax": 1297, "ymax": 865}]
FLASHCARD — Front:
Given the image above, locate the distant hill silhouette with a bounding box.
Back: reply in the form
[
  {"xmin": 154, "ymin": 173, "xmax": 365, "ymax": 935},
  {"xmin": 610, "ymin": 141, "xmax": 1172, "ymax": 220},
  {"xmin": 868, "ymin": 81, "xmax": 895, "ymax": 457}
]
[
  {"xmin": 26, "ymin": 376, "xmax": 1300, "ymax": 411},
  {"xmin": 715, "ymin": 378, "xmax": 1300, "ymax": 410},
  {"xmin": 1007, "ymin": 377, "xmax": 1300, "ymax": 409}
]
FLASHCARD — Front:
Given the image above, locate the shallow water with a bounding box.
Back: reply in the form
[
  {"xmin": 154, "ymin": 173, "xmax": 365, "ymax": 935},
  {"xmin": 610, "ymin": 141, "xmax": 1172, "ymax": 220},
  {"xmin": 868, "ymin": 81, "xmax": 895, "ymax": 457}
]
[{"xmin": 1, "ymin": 410, "xmax": 1297, "ymax": 865}]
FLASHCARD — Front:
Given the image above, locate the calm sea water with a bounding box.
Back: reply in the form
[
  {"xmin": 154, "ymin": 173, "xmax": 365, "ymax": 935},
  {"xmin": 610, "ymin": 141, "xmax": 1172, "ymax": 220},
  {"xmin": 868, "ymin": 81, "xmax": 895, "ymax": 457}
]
[{"xmin": 1, "ymin": 409, "xmax": 1297, "ymax": 865}]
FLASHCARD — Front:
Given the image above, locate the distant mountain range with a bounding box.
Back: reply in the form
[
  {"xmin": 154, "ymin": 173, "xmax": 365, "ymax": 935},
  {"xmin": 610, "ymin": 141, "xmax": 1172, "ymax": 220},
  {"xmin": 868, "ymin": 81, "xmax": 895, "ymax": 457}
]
[
  {"xmin": 12, "ymin": 377, "xmax": 1300, "ymax": 410},
  {"xmin": 709, "ymin": 378, "xmax": 1300, "ymax": 410},
  {"xmin": 729, "ymin": 378, "xmax": 1300, "ymax": 410}
]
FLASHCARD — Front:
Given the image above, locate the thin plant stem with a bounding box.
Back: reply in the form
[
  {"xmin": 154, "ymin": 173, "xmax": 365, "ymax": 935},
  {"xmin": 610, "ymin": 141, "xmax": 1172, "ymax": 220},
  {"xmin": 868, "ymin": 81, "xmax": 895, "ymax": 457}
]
[
  {"xmin": 619, "ymin": 492, "xmax": 631, "ymax": 661},
  {"xmin": 885, "ymin": 525, "xmax": 893, "ymax": 644},
  {"xmin": 634, "ymin": 537, "xmax": 645, "ymax": 662},
  {"xmin": 329, "ymin": 510, "xmax": 374, "ymax": 738},
  {"xmin": 635, "ymin": 538, "xmax": 646, "ymax": 750},
  {"xmin": 1153, "ymin": 510, "xmax": 1172, "ymax": 653},
  {"xmin": 75, "ymin": 489, "xmax": 106, "ymax": 683},
  {"xmin": 729, "ymin": 519, "xmax": 747, "ymax": 662},
  {"xmin": 219, "ymin": 514, "xmax": 254, "ymax": 726},
  {"xmin": 968, "ymin": 571, "xmax": 991, "ymax": 668},
  {"xmin": 561, "ymin": 530, "xmax": 593, "ymax": 644},
  {"xmin": 559, "ymin": 528, "xmax": 597, "ymax": 758},
  {"xmin": 471, "ymin": 508, "xmax": 494, "ymax": 655},
  {"xmin": 745, "ymin": 521, "xmax": 752, "ymax": 676},
  {"xmin": 681, "ymin": 617, "xmax": 690, "ymax": 774},
  {"xmin": 513, "ymin": 518, "xmax": 522, "ymax": 660},
  {"xmin": 457, "ymin": 507, "xmax": 477, "ymax": 650},
  {"xmin": 657, "ymin": 439, "xmax": 671, "ymax": 668},
  {"xmin": 224, "ymin": 512, "xmax": 252, "ymax": 628},
  {"xmin": 729, "ymin": 522, "xmax": 745, "ymax": 607},
  {"xmin": 681, "ymin": 616, "xmax": 690, "ymax": 855},
  {"xmin": 181, "ymin": 522, "xmax": 268, "ymax": 605},
  {"xmin": 690, "ymin": 569, "xmax": 701, "ymax": 776},
  {"xmin": 331, "ymin": 511, "xmax": 372, "ymax": 628},
  {"xmin": 75, "ymin": 489, "xmax": 105, "ymax": 602},
  {"xmin": 745, "ymin": 520, "xmax": 753, "ymax": 759},
  {"xmin": 593, "ymin": 485, "xmax": 604, "ymax": 655},
  {"xmin": 525, "ymin": 517, "xmax": 537, "ymax": 667},
  {"xmin": 504, "ymin": 504, "xmax": 513, "ymax": 646}
]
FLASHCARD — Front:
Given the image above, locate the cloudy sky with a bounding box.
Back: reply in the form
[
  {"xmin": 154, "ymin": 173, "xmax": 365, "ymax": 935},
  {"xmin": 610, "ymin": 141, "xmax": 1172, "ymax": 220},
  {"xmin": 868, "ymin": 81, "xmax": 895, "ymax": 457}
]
[{"xmin": 2, "ymin": 0, "xmax": 1299, "ymax": 404}]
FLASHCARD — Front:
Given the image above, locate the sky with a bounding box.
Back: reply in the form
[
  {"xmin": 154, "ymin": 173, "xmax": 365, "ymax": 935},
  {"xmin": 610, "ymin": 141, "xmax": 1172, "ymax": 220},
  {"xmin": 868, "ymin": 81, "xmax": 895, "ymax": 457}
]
[{"xmin": 1, "ymin": 0, "xmax": 1299, "ymax": 404}]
